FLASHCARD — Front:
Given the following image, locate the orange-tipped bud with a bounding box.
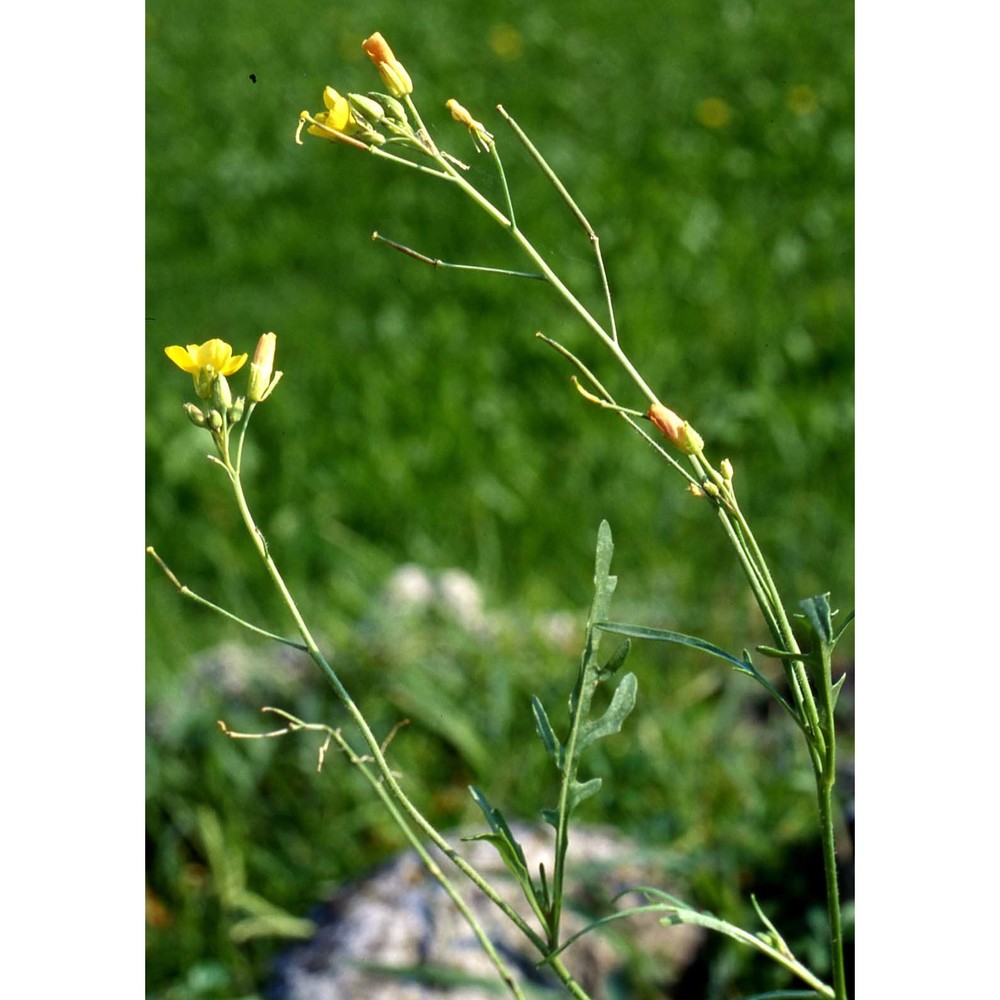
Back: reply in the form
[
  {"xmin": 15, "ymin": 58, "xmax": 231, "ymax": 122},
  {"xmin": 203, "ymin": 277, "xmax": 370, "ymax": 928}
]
[
  {"xmin": 647, "ymin": 402, "xmax": 704, "ymax": 455},
  {"xmin": 362, "ymin": 32, "xmax": 413, "ymax": 97}
]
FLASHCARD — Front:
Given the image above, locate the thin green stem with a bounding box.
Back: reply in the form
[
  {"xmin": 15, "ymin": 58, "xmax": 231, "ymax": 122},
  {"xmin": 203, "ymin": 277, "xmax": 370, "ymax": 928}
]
[
  {"xmin": 234, "ymin": 400, "xmax": 256, "ymax": 475},
  {"xmin": 816, "ymin": 765, "xmax": 846, "ymax": 1000},
  {"xmin": 813, "ymin": 624, "xmax": 846, "ymax": 1000},
  {"xmin": 226, "ymin": 470, "xmax": 546, "ymax": 948},
  {"xmin": 372, "ymin": 231, "xmax": 544, "ymax": 280},
  {"xmin": 534, "ymin": 332, "xmax": 696, "ymax": 486},
  {"xmin": 497, "ymin": 106, "xmax": 618, "ymax": 344},
  {"xmin": 414, "ymin": 112, "xmax": 658, "ymax": 406},
  {"xmin": 146, "ymin": 547, "xmax": 308, "ymax": 651},
  {"xmin": 218, "ymin": 453, "xmax": 602, "ymax": 997},
  {"xmin": 285, "ymin": 712, "xmax": 531, "ymax": 1000},
  {"xmin": 489, "ymin": 140, "xmax": 517, "ymax": 230}
]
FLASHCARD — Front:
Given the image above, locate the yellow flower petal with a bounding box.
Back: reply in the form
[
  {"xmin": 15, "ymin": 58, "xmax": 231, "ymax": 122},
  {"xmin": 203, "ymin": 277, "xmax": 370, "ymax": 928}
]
[{"xmin": 165, "ymin": 345, "xmax": 199, "ymax": 373}]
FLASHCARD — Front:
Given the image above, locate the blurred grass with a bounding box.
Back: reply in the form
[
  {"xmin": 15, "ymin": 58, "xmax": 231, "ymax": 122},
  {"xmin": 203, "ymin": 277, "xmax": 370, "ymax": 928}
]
[{"xmin": 146, "ymin": 0, "xmax": 853, "ymax": 997}]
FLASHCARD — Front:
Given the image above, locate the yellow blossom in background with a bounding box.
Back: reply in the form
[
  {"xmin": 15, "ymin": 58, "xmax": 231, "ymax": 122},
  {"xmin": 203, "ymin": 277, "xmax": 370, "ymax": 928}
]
[
  {"xmin": 787, "ymin": 84, "xmax": 818, "ymax": 116},
  {"xmin": 489, "ymin": 24, "xmax": 523, "ymax": 61},
  {"xmin": 696, "ymin": 97, "xmax": 731, "ymax": 129},
  {"xmin": 362, "ymin": 32, "xmax": 413, "ymax": 97},
  {"xmin": 165, "ymin": 339, "xmax": 248, "ymax": 398}
]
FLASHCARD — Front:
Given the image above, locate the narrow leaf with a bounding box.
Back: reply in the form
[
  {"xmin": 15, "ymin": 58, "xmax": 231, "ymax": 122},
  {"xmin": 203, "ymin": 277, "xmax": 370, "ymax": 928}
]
[
  {"xmin": 467, "ymin": 786, "xmax": 528, "ymax": 874},
  {"xmin": 577, "ymin": 672, "xmax": 638, "ymax": 752},
  {"xmin": 596, "ymin": 638, "xmax": 631, "ymax": 679},
  {"xmin": 756, "ymin": 644, "xmax": 817, "ymax": 665},
  {"xmin": 531, "ymin": 696, "xmax": 562, "ymax": 768},
  {"xmin": 599, "ymin": 621, "xmax": 748, "ymax": 671},
  {"xmin": 833, "ymin": 608, "xmax": 855, "ymax": 647},
  {"xmin": 830, "ymin": 673, "xmax": 847, "ymax": 709},
  {"xmin": 538, "ymin": 862, "xmax": 550, "ymax": 911}
]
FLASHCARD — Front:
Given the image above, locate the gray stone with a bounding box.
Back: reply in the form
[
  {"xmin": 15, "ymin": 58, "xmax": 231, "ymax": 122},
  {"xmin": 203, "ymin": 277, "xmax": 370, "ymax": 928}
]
[{"xmin": 267, "ymin": 824, "xmax": 703, "ymax": 999}]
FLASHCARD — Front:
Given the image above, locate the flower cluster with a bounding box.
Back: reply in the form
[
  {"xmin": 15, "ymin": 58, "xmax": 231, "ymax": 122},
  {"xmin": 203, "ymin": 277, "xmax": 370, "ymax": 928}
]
[
  {"xmin": 296, "ymin": 31, "xmax": 492, "ymax": 160},
  {"xmin": 297, "ymin": 32, "xmax": 417, "ymax": 150},
  {"xmin": 165, "ymin": 333, "xmax": 282, "ymax": 438}
]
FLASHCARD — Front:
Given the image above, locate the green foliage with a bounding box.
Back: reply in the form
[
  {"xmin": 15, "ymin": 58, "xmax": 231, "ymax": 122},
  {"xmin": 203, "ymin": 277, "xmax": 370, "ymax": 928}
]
[{"xmin": 146, "ymin": 0, "xmax": 853, "ymax": 996}]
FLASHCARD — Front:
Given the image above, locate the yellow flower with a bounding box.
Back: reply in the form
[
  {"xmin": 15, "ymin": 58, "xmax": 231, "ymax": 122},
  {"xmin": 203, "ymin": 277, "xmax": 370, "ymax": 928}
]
[
  {"xmin": 298, "ymin": 87, "xmax": 388, "ymax": 147},
  {"xmin": 362, "ymin": 32, "xmax": 413, "ymax": 97},
  {"xmin": 304, "ymin": 86, "xmax": 353, "ymax": 139},
  {"xmin": 165, "ymin": 339, "xmax": 248, "ymax": 399}
]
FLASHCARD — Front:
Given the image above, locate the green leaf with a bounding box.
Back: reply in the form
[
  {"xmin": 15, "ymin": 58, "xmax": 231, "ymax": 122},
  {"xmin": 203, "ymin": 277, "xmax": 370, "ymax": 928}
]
[
  {"xmin": 531, "ymin": 696, "xmax": 562, "ymax": 768},
  {"xmin": 466, "ymin": 786, "xmax": 529, "ymax": 878},
  {"xmin": 756, "ymin": 644, "xmax": 816, "ymax": 665},
  {"xmin": 596, "ymin": 638, "xmax": 631, "ymax": 679},
  {"xmin": 566, "ymin": 776, "xmax": 602, "ymax": 815},
  {"xmin": 577, "ymin": 672, "xmax": 638, "ymax": 752},
  {"xmin": 587, "ymin": 521, "xmax": 618, "ymax": 636},
  {"xmin": 800, "ymin": 593, "xmax": 833, "ymax": 647},
  {"xmin": 544, "ymin": 894, "xmax": 833, "ymax": 997},
  {"xmin": 830, "ymin": 672, "xmax": 846, "ymax": 709},
  {"xmin": 833, "ymin": 608, "xmax": 856, "ymax": 647},
  {"xmin": 598, "ymin": 621, "xmax": 749, "ymax": 671}
]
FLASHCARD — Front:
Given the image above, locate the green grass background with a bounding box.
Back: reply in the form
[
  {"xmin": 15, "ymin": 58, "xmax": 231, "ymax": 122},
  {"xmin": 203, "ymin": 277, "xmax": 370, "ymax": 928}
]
[{"xmin": 146, "ymin": 0, "xmax": 853, "ymax": 996}]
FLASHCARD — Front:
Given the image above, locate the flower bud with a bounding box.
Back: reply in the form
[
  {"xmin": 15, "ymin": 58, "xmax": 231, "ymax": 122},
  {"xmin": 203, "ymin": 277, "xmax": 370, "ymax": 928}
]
[
  {"xmin": 647, "ymin": 402, "xmax": 703, "ymax": 454},
  {"xmin": 212, "ymin": 373, "xmax": 233, "ymax": 411},
  {"xmin": 184, "ymin": 403, "xmax": 207, "ymax": 428},
  {"xmin": 370, "ymin": 91, "xmax": 409, "ymax": 125},
  {"xmin": 207, "ymin": 409, "xmax": 224, "ymax": 431},
  {"xmin": 362, "ymin": 32, "xmax": 413, "ymax": 97},
  {"xmin": 194, "ymin": 364, "xmax": 217, "ymax": 400},
  {"xmin": 702, "ymin": 480, "xmax": 720, "ymax": 498},
  {"xmin": 229, "ymin": 397, "xmax": 246, "ymax": 424},
  {"xmin": 348, "ymin": 93, "xmax": 386, "ymax": 126},
  {"xmin": 720, "ymin": 458, "xmax": 734, "ymax": 482},
  {"xmin": 247, "ymin": 332, "xmax": 277, "ymax": 402}
]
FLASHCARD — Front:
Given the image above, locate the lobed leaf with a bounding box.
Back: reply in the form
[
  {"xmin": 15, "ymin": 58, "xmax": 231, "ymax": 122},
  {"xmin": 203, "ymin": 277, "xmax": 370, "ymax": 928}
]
[
  {"xmin": 566, "ymin": 776, "xmax": 602, "ymax": 815},
  {"xmin": 577, "ymin": 672, "xmax": 638, "ymax": 753}
]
